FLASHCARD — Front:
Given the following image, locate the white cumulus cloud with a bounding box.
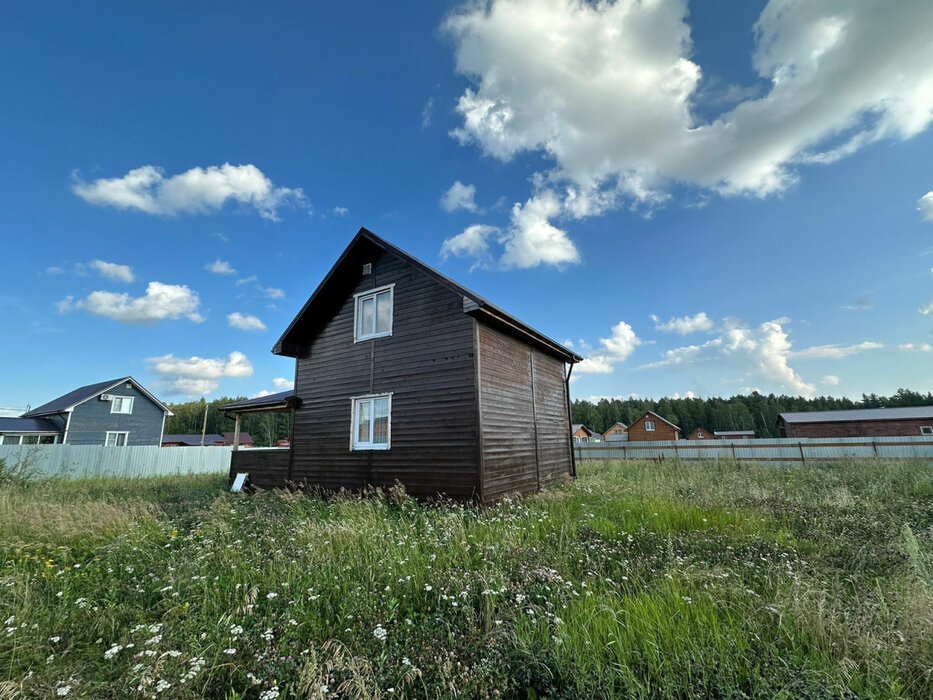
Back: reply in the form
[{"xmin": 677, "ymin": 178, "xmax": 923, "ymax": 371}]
[
  {"xmin": 822, "ymin": 375, "xmax": 841, "ymax": 386},
  {"xmin": 918, "ymin": 192, "xmax": 933, "ymax": 221},
  {"xmin": 650, "ymin": 312, "xmax": 714, "ymax": 334},
  {"xmin": 89, "ymin": 259, "xmax": 134, "ymax": 283},
  {"xmin": 73, "ymin": 163, "xmax": 305, "ymax": 221},
  {"xmin": 206, "ymin": 259, "xmax": 236, "ymax": 275},
  {"xmin": 899, "ymin": 342, "xmax": 933, "ymax": 352},
  {"xmin": 272, "ymin": 377, "xmax": 294, "ymax": 389},
  {"xmin": 227, "ymin": 312, "xmax": 267, "ymax": 331},
  {"xmin": 500, "ymin": 191, "xmax": 580, "ymax": 268},
  {"xmin": 575, "ymin": 321, "xmax": 643, "ymax": 374},
  {"xmin": 146, "ymin": 351, "xmax": 253, "ymax": 397},
  {"xmin": 440, "ymin": 224, "xmax": 498, "ymax": 270},
  {"xmin": 444, "ymin": 0, "xmax": 933, "ymax": 265},
  {"xmin": 441, "ymin": 181, "xmax": 479, "ymax": 212},
  {"xmin": 920, "ymin": 302, "xmax": 933, "ymax": 316},
  {"xmin": 57, "ymin": 282, "xmax": 203, "ymax": 324}
]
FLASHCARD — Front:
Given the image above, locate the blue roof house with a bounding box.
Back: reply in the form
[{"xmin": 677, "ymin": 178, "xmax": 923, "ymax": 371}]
[{"xmin": 0, "ymin": 377, "xmax": 171, "ymax": 446}]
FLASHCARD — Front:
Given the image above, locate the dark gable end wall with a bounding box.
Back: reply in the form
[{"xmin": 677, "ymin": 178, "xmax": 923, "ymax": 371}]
[
  {"xmin": 66, "ymin": 382, "xmax": 165, "ymax": 445},
  {"xmin": 477, "ymin": 323, "xmax": 572, "ymax": 503},
  {"xmin": 290, "ymin": 249, "xmax": 480, "ymax": 499}
]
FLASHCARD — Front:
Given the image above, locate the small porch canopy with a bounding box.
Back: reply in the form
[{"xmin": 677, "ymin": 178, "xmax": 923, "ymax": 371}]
[{"xmin": 221, "ymin": 390, "xmax": 298, "ymax": 449}]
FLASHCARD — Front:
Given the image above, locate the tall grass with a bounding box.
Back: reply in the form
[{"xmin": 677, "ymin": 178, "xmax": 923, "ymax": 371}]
[{"xmin": 0, "ymin": 459, "xmax": 930, "ymax": 698}]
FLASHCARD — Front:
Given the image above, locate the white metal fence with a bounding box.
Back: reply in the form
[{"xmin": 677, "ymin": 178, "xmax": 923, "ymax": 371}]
[
  {"xmin": 0, "ymin": 445, "xmax": 232, "ymax": 479},
  {"xmin": 574, "ymin": 436, "xmax": 933, "ymax": 465}
]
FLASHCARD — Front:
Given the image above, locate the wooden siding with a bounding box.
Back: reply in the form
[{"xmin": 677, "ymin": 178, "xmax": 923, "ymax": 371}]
[
  {"xmin": 290, "ymin": 248, "xmax": 480, "ymax": 500},
  {"xmin": 231, "ymin": 449, "xmax": 290, "ymax": 489},
  {"xmin": 65, "ymin": 382, "xmax": 165, "ymax": 446},
  {"xmin": 782, "ymin": 418, "xmax": 933, "ymax": 439},
  {"xmin": 478, "ymin": 324, "xmax": 571, "ymax": 501},
  {"xmin": 628, "ymin": 413, "xmax": 680, "ymax": 442}
]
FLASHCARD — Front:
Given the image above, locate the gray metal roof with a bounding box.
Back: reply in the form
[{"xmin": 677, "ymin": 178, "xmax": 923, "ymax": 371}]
[
  {"xmin": 0, "ymin": 417, "xmax": 61, "ymax": 433},
  {"xmin": 222, "ymin": 390, "xmax": 295, "ymax": 412},
  {"xmin": 714, "ymin": 430, "xmax": 756, "ymax": 436},
  {"xmin": 162, "ymin": 434, "xmax": 226, "ymax": 446},
  {"xmin": 22, "ymin": 377, "xmax": 170, "ymax": 418},
  {"xmin": 779, "ymin": 406, "xmax": 933, "ymax": 423}
]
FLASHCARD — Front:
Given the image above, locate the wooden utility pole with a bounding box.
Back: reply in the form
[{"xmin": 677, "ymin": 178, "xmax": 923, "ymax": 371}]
[{"xmin": 200, "ymin": 402, "xmax": 209, "ymax": 446}]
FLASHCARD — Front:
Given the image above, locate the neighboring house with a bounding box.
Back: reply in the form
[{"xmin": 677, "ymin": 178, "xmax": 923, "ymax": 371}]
[
  {"xmin": 603, "ymin": 422, "xmax": 628, "ymax": 442},
  {"xmin": 162, "ymin": 432, "xmax": 255, "ymax": 447},
  {"xmin": 628, "ymin": 411, "xmax": 681, "ymax": 441},
  {"xmin": 686, "ymin": 427, "xmax": 713, "ymax": 440},
  {"xmin": 275, "ymin": 437, "xmax": 291, "ymax": 447},
  {"xmin": 225, "ymin": 227, "xmax": 582, "ymax": 502},
  {"xmin": 571, "ymin": 424, "xmax": 601, "ymax": 444},
  {"xmin": 714, "ymin": 430, "xmax": 755, "ymax": 439},
  {"xmin": 1, "ymin": 377, "xmax": 171, "ymax": 446},
  {"xmin": 778, "ymin": 407, "xmax": 933, "ymax": 438}
]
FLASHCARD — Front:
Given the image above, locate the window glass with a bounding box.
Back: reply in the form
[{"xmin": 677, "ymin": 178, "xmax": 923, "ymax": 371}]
[
  {"xmin": 1, "ymin": 435, "xmax": 21, "ymax": 445},
  {"xmin": 375, "ymin": 291, "xmax": 392, "ymax": 334},
  {"xmin": 359, "ymin": 297, "xmax": 375, "ymax": 338},
  {"xmin": 922, "ymin": 426, "xmax": 933, "ymax": 435},
  {"xmin": 373, "ymin": 397, "xmax": 390, "ymax": 444},
  {"xmin": 357, "ymin": 400, "xmax": 371, "ymax": 444},
  {"xmin": 645, "ymin": 420, "xmax": 655, "ymax": 431},
  {"xmin": 39, "ymin": 435, "xmax": 56, "ymax": 444},
  {"xmin": 23, "ymin": 435, "xmax": 39, "ymax": 444}
]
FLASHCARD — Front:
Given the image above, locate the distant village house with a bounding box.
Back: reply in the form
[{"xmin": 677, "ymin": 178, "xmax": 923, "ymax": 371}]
[
  {"xmin": 602, "ymin": 422, "xmax": 628, "ymax": 442},
  {"xmin": 572, "ymin": 425, "xmax": 601, "ymax": 444},
  {"xmin": 778, "ymin": 407, "xmax": 933, "ymax": 438},
  {"xmin": 628, "ymin": 411, "xmax": 681, "ymax": 441}
]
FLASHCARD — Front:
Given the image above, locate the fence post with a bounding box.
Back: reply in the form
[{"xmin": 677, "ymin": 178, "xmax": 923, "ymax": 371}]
[
  {"xmin": 798, "ymin": 441, "xmax": 806, "ymax": 465},
  {"xmin": 871, "ymin": 440, "xmax": 878, "ymax": 457}
]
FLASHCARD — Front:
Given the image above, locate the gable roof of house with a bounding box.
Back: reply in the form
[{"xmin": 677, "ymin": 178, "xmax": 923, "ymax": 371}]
[
  {"xmin": 571, "ymin": 424, "xmax": 600, "ymax": 437},
  {"xmin": 603, "ymin": 422, "xmax": 628, "ymax": 433},
  {"xmin": 22, "ymin": 377, "xmax": 172, "ymax": 418},
  {"xmin": 272, "ymin": 228, "xmax": 582, "ymax": 363},
  {"xmin": 778, "ymin": 406, "xmax": 933, "ymax": 424},
  {"xmin": 634, "ymin": 410, "xmax": 681, "ymax": 431},
  {"xmin": 0, "ymin": 417, "xmax": 62, "ymax": 433}
]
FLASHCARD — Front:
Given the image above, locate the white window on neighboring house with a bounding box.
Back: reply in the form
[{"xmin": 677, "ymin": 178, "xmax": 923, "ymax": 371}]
[
  {"xmin": 697, "ymin": 431, "xmax": 705, "ymax": 439},
  {"xmin": 110, "ymin": 396, "xmax": 134, "ymax": 414},
  {"xmin": 350, "ymin": 394, "xmax": 391, "ymax": 450},
  {"xmin": 354, "ymin": 284, "xmax": 394, "ymax": 342},
  {"xmin": 645, "ymin": 420, "xmax": 656, "ymax": 432},
  {"xmin": 921, "ymin": 426, "xmax": 933, "ymax": 436},
  {"xmin": 1, "ymin": 435, "xmax": 22, "ymax": 445},
  {"xmin": 105, "ymin": 431, "xmax": 129, "ymax": 447}
]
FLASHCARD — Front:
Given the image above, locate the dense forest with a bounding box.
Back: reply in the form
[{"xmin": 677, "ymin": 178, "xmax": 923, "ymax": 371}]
[
  {"xmin": 164, "ymin": 397, "xmax": 292, "ymax": 447},
  {"xmin": 571, "ymin": 388, "xmax": 933, "ymax": 439}
]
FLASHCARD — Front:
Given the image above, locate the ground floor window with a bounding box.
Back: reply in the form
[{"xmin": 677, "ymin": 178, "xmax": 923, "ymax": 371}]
[
  {"xmin": 350, "ymin": 394, "xmax": 391, "ymax": 450},
  {"xmin": 0, "ymin": 434, "xmax": 58, "ymax": 445},
  {"xmin": 105, "ymin": 431, "xmax": 129, "ymax": 447}
]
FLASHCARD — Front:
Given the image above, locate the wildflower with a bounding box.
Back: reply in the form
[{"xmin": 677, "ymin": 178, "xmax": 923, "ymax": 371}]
[
  {"xmin": 424, "ymin": 584, "xmax": 432, "ymax": 591},
  {"xmin": 49, "ymin": 636, "xmax": 61, "ymax": 643},
  {"xmin": 259, "ymin": 688, "xmax": 280, "ymax": 700},
  {"xmin": 155, "ymin": 679, "xmax": 171, "ymax": 693},
  {"xmin": 56, "ymin": 685, "xmax": 71, "ymax": 696},
  {"xmin": 223, "ymin": 647, "xmax": 236, "ymax": 654},
  {"xmin": 230, "ymin": 624, "xmax": 244, "ymax": 636},
  {"xmin": 104, "ymin": 644, "xmax": 123, "ymax": 660},
  {"xmin": 266, "ymin": 592, "xmax": 278, "ymax": 600},
  {"xmin": 373, "ymin": 624, "xmax": 388, "ymax": 642}
]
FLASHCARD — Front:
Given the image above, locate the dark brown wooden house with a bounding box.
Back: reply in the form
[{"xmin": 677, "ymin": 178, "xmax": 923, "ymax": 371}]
[
  {"xmin": 628, "ymin": 411, "xmax": 681, "ymax": 441},
  {"xmin": 778, "ymin": 407, "xmax": 933, "ymax": 438},
  {"xmin": 227, "ymin": 228, "xmax": 581, "ymax": 503}
]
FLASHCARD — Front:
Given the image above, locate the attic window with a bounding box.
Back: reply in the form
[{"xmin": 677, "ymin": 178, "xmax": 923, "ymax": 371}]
[
  {"xmin": 645, "ymin": 420, "xmax": 656, "ymax": 432},
  {"xmin": 354, "ymin": 284, "xmax": 394, "ymax": 342},
  {"xmin": 111, "ymin": 396, "xmax": 134, "ymax": 414},
  {"xmin": 362, "ymin": 263, "xmax": 372, "ymax": 275}
]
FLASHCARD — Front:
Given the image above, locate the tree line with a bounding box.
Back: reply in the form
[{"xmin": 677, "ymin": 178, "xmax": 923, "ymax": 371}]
[
  {"xmin": 164, "ymin": 397, "xmax": 292, "ymax": 447},
  {"xmin": 571, "ymin": 388, "xmax": 933, "ymax": 439}
]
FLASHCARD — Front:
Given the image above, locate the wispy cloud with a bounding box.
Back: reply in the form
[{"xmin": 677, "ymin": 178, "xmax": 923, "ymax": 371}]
[
  {"xmin": 440, "ymin": 181, "xmax": 478, "ymax": 212},
  {"xmin": 73, "ymin": 163, "xmax": 306, "ymax": 221},
  {"xmin": 205, "ymin": 259, "xmax": 236, "ymax": 275},
  {"xmin": 650, "ymin": 312, "xmax": 713, "ymax": 334},
  {"xmin": 227, "ymin": 312, "xmax": 267, "ymax": 331},
  {"xmin": 146, "ymin": 351, "xmax": 253, "ymax": 397}
]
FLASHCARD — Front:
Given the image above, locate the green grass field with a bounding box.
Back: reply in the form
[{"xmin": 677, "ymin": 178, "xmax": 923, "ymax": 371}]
[{"xmin": 1, "ymin": 458, "xmax": 931, "ymax": 699}]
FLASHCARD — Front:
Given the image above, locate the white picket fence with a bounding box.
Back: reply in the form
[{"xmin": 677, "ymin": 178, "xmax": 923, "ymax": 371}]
[
  {"xmin": 574, "ymin": 436, "xmax": 933, "ymax": 465},
  {"xmin": 0, "ymin": 445, "xmax": 232, "ymax": 479}
]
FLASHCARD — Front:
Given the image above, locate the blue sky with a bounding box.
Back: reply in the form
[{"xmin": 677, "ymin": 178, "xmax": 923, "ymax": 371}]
[{"xmin": 1, "ymin": 0, "xmax": 932, "ymax": 414}]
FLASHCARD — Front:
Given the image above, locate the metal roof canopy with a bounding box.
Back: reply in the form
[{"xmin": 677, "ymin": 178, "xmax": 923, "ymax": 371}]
[{"xmin": 779, "ymin": 406, "xmax": 933, "ymax": 424}]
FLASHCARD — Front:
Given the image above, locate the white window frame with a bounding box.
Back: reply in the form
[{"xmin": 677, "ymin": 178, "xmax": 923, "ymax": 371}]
[
  {"xmin": 921, "ymin": 426, "xmax": 933, "ymax": 436},
  {"xmin": 105, "ymin": 431, "xmax": 129, "ymax": 447},
  {"xmin": 353, "ymin": 284, "xmax": 394, "ymax": 342},
  {"xmin": 350, "ymin": 393, "xmax": 392, "ymax": 451},
  {"xmin": 110, "ymin": 396, "xmax": 134, "ymax": 414},
  {"xmin": 645, "ymin": 420, "xmax": 656, "ymax": 432},
  {"xmin": 1, "ymin": 435, "xmax": 22, "ymax": 445}
]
